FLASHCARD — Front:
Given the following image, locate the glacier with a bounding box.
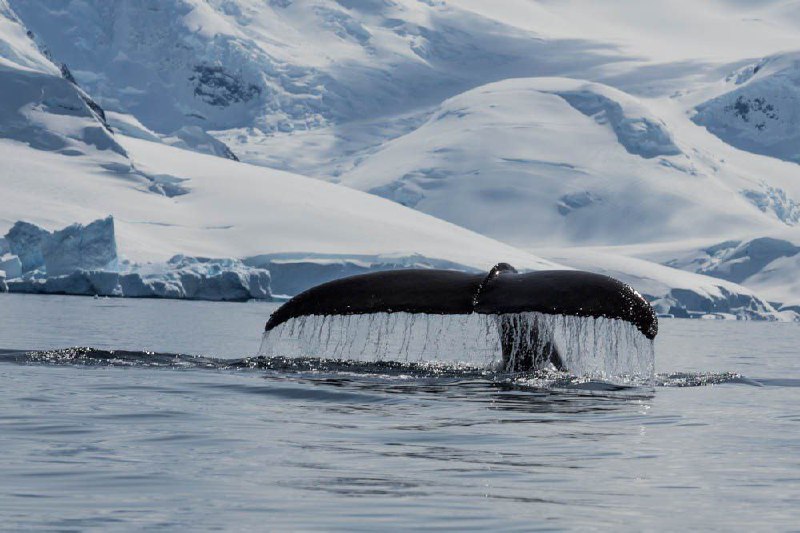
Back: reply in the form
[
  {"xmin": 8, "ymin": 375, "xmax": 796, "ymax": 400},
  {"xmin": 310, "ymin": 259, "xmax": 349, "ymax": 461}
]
[
  {"xmin": 0, "ymin": 254, "xmax": 22, "ymax": 279},
  {"xmin": 5, "ymin": 221, "xmax": 48, "ymax": 273},
  {"xmin": 4, "ymin": 218, "xmax": 118, "ymax": 277},
  {"xmin": 336, "ymin": 77, "xmax": 779, "ymax": 247},
  {"xmin": 1, "ymin": 0, "xmax": 800, "ymax": 317},
  {"xmin": 5, "ymin": 254, "xmax": 275, "ymax": 302},
  {"xmin": 0, "ymin": 2, "xmax": 558, "ymax": 276},
  {"xmin": 2, "ymin": 217, "xmax": 274, "ymax": 301},
  {"xmin": 6, "ymin": 266, "xmax": 272, "ymax": 302},
  {"xmin": 42, "ymin": 216, "xmax": 118, "ymax": 276}
]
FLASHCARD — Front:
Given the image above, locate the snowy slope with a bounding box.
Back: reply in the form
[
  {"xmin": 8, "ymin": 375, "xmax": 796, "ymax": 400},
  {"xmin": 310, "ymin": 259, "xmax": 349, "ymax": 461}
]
[
  {"xmin": 0, "ymin": 0, "xmax": 53, "ymax": 72},
  {"xmin": 8, "ymin": 0, "xmax": 621, "ymax": 135},
  {"xmin": 623, "ymin": 233, "xmax": 800, "ymax": 313},
  {"xmin": 14, "ymin": 0, "xmax": 800, "ymax": 234},
  {"xmin": 0, "ymin": 0, "xmax": 125, "ymax": 161},
  {"xmin": 13, "ymin": 0, "xmax": 800, "ymax": 133},
  {"xmin": 743, "ymin": 252, "xmax": 800, "ymax": 313},
  {"xmin": 336, "ymin": 78, "xmax": 785, "ymax": 247},
  {"xmin": 0, "ymin": 134, "xmax": 561, "ymax": 273},
  {"xmin": 693, "ymin": 52, "xmax": 800, "ymax": 165},
  {"xmin": 0, "ymin": 0, "xmax": 563, "ymax": 274}
]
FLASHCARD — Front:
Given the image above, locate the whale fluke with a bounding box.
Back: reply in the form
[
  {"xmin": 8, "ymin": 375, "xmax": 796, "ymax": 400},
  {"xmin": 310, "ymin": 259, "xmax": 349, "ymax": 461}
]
[{"xmin": 264, "ymin": 264, "xmax": 657, "ymax": 373}]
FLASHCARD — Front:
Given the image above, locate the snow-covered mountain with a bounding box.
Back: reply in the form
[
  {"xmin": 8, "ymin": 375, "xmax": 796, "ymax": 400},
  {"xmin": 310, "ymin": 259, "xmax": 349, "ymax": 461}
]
[
  {"xmin": 7, "ymin": 0, "xmax": 625, "ymax": 135},
  {"xmin": 334, "ymin": 77, "xmax": 786, "ymax": 247},
  {"xmin": 2, "ymin": 0, "xmax": 800, "ymax": 317},
  {"xmin": 618, "ymin": 233, "xmax": 800, "ymax": 315},
  {"xmin": 0, "ymin": 2, "xmax": 559, "ymax": 279},
  {"xmin": 694, "ymin": 52, "xmax": 800, "ymax": 165},
  {"xmin": 0, "ymin": 1, "xmax": 124, "ymax": 160},
  {"xmin": 13, "ymin": 0, "xmax": 800, "ymax": 131}
]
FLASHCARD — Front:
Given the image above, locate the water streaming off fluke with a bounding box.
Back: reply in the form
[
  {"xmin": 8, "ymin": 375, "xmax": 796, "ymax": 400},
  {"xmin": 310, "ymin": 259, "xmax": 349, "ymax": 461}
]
[{"xmin": 259, "ymin": 311, "xmax": 655, "ymax": 386}]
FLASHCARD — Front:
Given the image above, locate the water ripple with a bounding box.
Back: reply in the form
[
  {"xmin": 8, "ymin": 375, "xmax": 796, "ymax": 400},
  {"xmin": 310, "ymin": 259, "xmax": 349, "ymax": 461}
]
[{"xmin": 0, "ymin": 347, "xmax": 765, "ymax": 391}]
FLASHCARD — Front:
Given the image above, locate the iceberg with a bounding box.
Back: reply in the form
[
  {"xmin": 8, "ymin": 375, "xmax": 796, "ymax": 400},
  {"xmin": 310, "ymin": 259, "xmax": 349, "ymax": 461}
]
[
  {"xmin": 3, "ymin": 217, "xmax": 118, "ymax": 277},
  {"xmin": 0, "ymin": 254, "xmax": 22, "ymax": 279},
  {"xmin": 4, "ymin": 221, "xmax": 49, "ymax": 273},
  {"xmin": 83, "ymin": 271, "xmax": 123, "ymax": 297},
  {"xmin": 42, "ymin": 216, "xmax": 118, "ymax": 276},
  {"xmin": 136, "ymin": 255, "xmax": 272, "ymax": 301},
  {"xmin": 2, "ymin": 217, "xmax": 273, "ymax": 301},
  {"xmin": 6, "ymin": 256, "xmax": 273, "ymax": 301},
  {"xmin": 6, "ymin": 270, "xmax": 118, "ymax": 297},
  {"xmin": 116, "ymin": 273, "xmax": 151, "ymax": 298},
  {"xmin": 43, "ymin": 271, "xmax": 95, "ymax": 295}
]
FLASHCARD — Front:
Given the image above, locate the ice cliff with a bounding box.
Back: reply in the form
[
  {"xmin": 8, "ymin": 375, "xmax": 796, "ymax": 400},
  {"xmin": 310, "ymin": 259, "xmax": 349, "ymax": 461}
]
[{"xmin": 2, "ymin": 218, "xmax": 272, "ymax": 301}]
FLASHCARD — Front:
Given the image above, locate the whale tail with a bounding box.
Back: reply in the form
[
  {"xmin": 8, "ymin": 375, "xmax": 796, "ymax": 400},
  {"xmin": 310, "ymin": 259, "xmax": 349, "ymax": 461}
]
[{"xmin": 262, "ymin": 263, "xmax": 657, "ymax": 378}]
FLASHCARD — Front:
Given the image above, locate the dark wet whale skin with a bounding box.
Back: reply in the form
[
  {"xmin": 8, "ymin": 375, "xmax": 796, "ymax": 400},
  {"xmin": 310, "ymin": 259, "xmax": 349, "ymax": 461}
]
[{"xmin": 265, "ymin": 264, "xmax": 658, "ymax": 339}]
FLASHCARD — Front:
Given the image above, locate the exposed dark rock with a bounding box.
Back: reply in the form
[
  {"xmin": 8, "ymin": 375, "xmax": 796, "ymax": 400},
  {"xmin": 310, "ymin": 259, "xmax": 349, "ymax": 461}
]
[{"xmin": 189, "ymin": 65, "xmax": 261, "ymax": 107}]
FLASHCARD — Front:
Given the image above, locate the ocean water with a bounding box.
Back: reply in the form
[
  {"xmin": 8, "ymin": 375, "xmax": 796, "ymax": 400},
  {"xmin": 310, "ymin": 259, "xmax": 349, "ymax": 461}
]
[{"xmin": 0, "ymin": 293, "xmax": 798, "ymax": 530}]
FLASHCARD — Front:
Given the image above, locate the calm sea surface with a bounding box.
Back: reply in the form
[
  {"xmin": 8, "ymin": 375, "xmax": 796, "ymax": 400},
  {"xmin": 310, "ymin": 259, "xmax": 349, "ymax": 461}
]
[{"xmin": 0, "ymin": 293, "xmax": 798, "ymax": 531}]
